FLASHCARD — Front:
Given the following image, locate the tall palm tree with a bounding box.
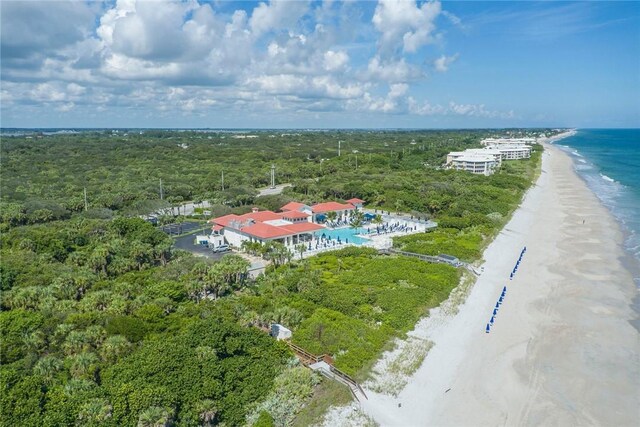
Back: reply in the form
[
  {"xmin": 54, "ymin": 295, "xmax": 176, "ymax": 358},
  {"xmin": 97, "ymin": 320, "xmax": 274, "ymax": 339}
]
[
  {"xmin": 195, "ymin": 399, "xmax": 217, "ymax": 427},
  {"xmin": 349, "ymin": 211, "xmax": 364, "ymax": 234},
  {"xmin": 295, "ymin": 243, "xmax": 306, "ymax": 260},
  {"xmin": 325, "ymin": 210, "xmax": 337, "ymax": 225},
  {"xmin": 137, "ymin": 406, "xmax": 172, "ymax": 427}
]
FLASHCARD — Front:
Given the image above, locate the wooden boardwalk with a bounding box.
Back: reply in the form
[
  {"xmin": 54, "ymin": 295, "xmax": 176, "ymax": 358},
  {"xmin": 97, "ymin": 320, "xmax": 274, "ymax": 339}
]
[
  {"xmin": 379, "ymin": 248, "xmax": 464, "ymax": 267},
  {"xmin": 286, "ymin": 341, "xmax": 368, "ymax": 401}
]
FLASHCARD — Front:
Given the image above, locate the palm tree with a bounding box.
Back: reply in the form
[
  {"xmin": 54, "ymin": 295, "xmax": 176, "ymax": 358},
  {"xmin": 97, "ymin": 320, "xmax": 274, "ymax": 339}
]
[
  {"xmin": 33, "ymin": 355, "xmax": 63, "ymax": 384},
  {"xmin": 394, "ymin": 199, "xmax": 404, "ymax": 214},
  {"xmin": 349, "ymin": 211, "xmax": 364, "ymax": 234},
  {"xmin": 272, "ymin": 306, "xmax": 303, "ymax": 328},
  {"xmin": 63, "ymin": 330, "xmax": 89, "ymax": 355},
  {"xmin": 238, "ymin": 310, "xmax": 260, "ymax": 327},
  {"xmin": 88, "ymin": 244, "xmax": 112, "ymax": 276},
  {"xmin": 295, "ymin": 243, "xmax": 306, "ymax": 260},
  {"xmin": 195, "ymin": 399, "xmax": 217, "ymax": 426},
  {"xmin": 372, "ymin": 214, "xmax": 384, "ymax": 226},
  {"xmin": 205, "ymin": 264, "xmax": 227, "ymax": 300},
  {"xmin": 137, "ymin": 406, "xmax": 172, "ymax": 427},
  {"xmin": 78, "ymin": 398, "xmax": 112, "ymax": 425},
  {"xmin": 325, "ymin": 210, "xmax": 337, "ymax": 225},
  {"xmin": 68, "ymin": 352, "xmax": 99, "ymax": 379},
  {"xmin": 99, "ymin": 335, "xmax": 131, "ymax": 363},
  {"xmin": 22, "ymin": 330, "xmax": 46, "ymax": 354}
]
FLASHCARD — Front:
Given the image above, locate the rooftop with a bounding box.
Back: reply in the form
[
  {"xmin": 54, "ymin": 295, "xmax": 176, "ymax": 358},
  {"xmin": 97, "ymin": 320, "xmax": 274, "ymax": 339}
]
[
  {"xmin": 312, "ymin": 201, "xmax": 355, "ymax": 213},
  {"xmin": 281, "ymin": 201, "xmax": 309, "ymax": 211},
  {"xmin": 211, "ymin": 209, "xmax": 324, "ymax": 239}
]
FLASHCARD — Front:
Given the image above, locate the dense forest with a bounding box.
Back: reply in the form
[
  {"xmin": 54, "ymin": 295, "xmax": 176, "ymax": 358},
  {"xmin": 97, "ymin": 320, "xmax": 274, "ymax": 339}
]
[{"xmin": 1, "ymin": 129, "xmax": 549, "ymax": 426}]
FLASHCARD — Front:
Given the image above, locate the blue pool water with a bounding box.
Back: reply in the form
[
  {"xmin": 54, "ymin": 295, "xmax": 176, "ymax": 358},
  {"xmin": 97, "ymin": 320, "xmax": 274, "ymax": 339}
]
[{"xmin": 314, "ymin": 227, "xmax": 371, "ymax": 245}]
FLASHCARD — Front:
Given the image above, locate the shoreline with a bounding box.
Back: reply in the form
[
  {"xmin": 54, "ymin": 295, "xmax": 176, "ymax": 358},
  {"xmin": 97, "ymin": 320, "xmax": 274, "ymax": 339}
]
[
  {"xmin": 549, "ymin": 133, "xmax": 640, "ymax": 332},
  {"xmin": 324, "ymin": 132, "xmax": 639, "ymax": 426}
]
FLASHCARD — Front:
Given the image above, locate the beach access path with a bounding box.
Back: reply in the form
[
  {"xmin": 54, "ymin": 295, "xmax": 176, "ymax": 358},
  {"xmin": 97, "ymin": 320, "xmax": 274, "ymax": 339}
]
[{"xmin": 358, "ymin": 142, "xmax": 640, "ymax": 426}]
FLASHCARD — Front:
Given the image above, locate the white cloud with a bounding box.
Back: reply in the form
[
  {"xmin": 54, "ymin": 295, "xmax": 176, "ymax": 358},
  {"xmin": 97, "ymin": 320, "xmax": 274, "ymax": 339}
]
[
  {"xmin": 388, "ymin": 83, "xmax": 408, "ymax": 98},
  {"xmin": 1, "ymin": 0, "xmax": 514, "ymax": 124},
  {"xmin": 249, "ymin": 0, "xmax": 310, "ymax": 36},
  {"xmin": 372, "ymin": 0, "xmax": 442, "ymax": 56},
  {"xmin": 323, "ymin": 50, "xmax": 349, "ymax": 71},
  {"xmin": 366, "ymin": 56, "xmax": 423, "ymax": 82},
  {"xmin": 434, "ymin": 53, "xmax": 459, "ymax": 72}
]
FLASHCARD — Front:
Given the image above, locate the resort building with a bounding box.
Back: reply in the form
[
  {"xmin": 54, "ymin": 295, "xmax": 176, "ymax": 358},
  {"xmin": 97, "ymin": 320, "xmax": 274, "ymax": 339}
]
[
  {"xmin": 346, "ymin": 198, "xmax": 365, "ymax": 209},
  {"xmin": 490, "ymin": 145, "xmax": 531, "ymax": 160},
  {"xmin": 210, "ymin": 199, "xmax": 366, "ymax": 248},
  {"xmin": 209, "ymin": 207, "xmax": 324, "ymax": 247},
  {"xmin": 448, "ymin": 148, "xmax": 503, "ymax": 165},
  {"xmin": 481, "ymin": 137, "xmax": 536, "ymax": 146},
  {"xmin": 446, "ymin": 144, "xmax": 531, "ymax": 175},
  {"xmin": 450, "ymin": 154, "xmax": 497, "ymax": 176},
  {"xmin": 278, "ymin": 201, "xmax": 356, "ymax": 223}
]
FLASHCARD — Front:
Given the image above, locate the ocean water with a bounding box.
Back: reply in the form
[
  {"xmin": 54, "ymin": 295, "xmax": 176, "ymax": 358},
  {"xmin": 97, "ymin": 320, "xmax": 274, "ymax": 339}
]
[{"xmin": 556, "ymin": 129, "xmax": 640, "ymax": 322}]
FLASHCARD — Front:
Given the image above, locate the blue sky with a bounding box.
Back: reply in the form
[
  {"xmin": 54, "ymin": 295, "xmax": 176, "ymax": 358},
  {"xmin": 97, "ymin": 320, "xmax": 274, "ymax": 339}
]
[{"xmin": 1, "ymin": 0, "xmax": 638, "ymax": 128}]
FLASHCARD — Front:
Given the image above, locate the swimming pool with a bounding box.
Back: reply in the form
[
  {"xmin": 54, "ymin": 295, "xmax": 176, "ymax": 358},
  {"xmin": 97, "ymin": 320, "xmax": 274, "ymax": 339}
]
[{"xmin": 314, "ymin": 227, "xmax": 371, "ymax": 245}]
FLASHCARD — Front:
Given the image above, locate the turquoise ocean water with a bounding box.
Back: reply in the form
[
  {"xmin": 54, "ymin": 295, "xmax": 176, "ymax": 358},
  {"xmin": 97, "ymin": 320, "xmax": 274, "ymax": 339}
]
[{"xmin": 556, "ymin": 129, "xmax": 640, "ymax": 321}]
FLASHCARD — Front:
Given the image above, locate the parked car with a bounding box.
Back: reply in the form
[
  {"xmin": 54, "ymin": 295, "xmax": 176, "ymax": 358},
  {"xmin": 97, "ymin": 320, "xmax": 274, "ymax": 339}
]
[{"xmin": 213, "ymin": 244, "xmax": 230, "ymax": 253}]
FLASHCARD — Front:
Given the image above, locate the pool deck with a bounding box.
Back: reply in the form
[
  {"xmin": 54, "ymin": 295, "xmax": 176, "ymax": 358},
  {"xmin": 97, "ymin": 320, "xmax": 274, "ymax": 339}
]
[{"xmin": 297, "ymin": 215, "xmax": 437, "ymax": 259}]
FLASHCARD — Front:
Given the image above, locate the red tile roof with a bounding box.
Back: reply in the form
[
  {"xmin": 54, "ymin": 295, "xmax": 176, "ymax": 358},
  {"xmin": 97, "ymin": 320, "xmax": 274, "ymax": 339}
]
[
  {"xmin": 240, "ymin": 222, "xmax": 292, "ymax": 239},
  {"xmin": 210, "ymin": 208, "xmax": 324, "ymax": 240},
  {"xmin": 243, "ymin": 210, "xmax": 282, "ymax": 222},
  {"xmin": 311, "ymin": 201, "xmax": 355, "ymax": 213},
  {"xmin": 346, "ymin": 198, "xmax": 365, "ymax": 204},
  {"xmin": 281, "ymin": 201, "xmax": 308, "ymax": 211},
  {"xmin": 280, "ymin": 211, "xmax": 310, "ymax": 219},
  {"xmin": 281, "ymin": 222, "xmax": 324, "ymax": 233}
]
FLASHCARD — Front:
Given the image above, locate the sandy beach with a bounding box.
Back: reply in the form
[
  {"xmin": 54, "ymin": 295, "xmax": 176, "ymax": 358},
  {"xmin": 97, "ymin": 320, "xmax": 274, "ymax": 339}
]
[{"xmin": 352, "ymin": 140, "xmax": 640, "ymax": 426}]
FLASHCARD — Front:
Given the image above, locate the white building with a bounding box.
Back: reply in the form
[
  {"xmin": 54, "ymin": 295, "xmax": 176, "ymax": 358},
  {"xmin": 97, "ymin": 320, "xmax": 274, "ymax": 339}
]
[
  {"xmin": 481, "ymin": 137, "xmax": 536, "ymax": 146},
  {"xmin": 491, "ymin": 146, "xmax": 531, "ymax": 160},
  {"xmin": 209, "ymin": 207, "xmax": 324, "ymax": 248},
  {"xmin": 464, "ymin": 148, "xmax": 503, "ymax": 165},
  {"xmin": 446, "ymin": 144, "xmax": 531, "ymax": 175},
  {"xmin": 450, "ymin": 154, "xmax": 497, "ymax": 176}
]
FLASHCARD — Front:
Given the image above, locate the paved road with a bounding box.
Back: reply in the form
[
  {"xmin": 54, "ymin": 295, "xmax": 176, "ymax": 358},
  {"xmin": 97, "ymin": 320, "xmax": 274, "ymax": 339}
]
[{"xmin": 257, "ymin": 183, "xmax": 292, "ymax": 197}]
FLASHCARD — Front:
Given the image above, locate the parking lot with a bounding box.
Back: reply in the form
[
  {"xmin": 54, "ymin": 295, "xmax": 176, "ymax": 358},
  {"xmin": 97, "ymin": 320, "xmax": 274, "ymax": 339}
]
[{"xmin": 172, "ymin": 233, "xmax": 228, "ymax": 260}]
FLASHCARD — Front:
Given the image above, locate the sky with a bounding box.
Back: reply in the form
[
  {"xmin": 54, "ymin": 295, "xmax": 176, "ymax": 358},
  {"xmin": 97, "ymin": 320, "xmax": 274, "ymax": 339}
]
[{"xmin": 1, "ymin": 0, "xmax": 639, "ymax": 129}]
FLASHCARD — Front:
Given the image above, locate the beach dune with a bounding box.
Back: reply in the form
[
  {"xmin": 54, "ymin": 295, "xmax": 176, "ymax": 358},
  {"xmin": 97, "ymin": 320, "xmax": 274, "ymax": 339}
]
[{"xmin": 359, "ymin": 142, "xmax": 640, "ymax": 426}]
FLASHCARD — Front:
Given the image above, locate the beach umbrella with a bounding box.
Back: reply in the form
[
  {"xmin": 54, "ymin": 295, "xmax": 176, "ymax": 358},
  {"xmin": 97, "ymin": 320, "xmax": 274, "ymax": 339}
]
[
  {"xmin": 503, "ymin": 286, "xmax": 507, "ymax": 292},
  {"xmin": 501, "ymin": 291, "xmax": 506, "ymax": 298},
  {"xmin": 495, "ymin": 302, "xmax": 500, "ymax": 309},
  {"xmin": 509, "ymin": 273, "xmax": 513, "ymax": 279},
  {"xmin": 499, "ymin": 296, "xmax": 504, "ymax": 303},
  {"xmin": 490, "ymin": 316, "xmax": 495, "ymax": 324},
  {"xmin": 486, "ymin": 324, "xmax": 491, "ymax": 333},
  {"xmin": 493, "ymin": 308, "xmax": 498, "ymax": 316}
]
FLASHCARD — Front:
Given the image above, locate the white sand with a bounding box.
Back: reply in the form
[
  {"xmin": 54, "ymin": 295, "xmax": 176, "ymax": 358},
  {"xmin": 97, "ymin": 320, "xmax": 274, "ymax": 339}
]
[{"xmin": 355, "ymin": 141, "xmax": 640, "ymax": 426}]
